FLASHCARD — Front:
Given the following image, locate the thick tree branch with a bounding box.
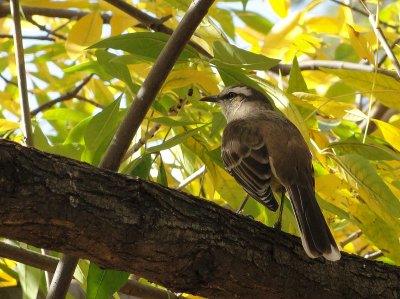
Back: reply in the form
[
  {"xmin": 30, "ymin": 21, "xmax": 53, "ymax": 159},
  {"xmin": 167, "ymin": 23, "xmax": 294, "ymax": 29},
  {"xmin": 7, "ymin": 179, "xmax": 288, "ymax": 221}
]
[{"xmin": 0, "ymin": 139, "xmax": 399, "ymax": 299}]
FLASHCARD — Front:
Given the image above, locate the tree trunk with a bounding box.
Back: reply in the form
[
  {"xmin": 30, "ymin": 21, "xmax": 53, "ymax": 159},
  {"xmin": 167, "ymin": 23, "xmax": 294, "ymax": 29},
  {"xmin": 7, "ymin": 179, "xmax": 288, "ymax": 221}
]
[{"xmin": 0, "ymin": 139, "xmax": 399, "ymax": 299}]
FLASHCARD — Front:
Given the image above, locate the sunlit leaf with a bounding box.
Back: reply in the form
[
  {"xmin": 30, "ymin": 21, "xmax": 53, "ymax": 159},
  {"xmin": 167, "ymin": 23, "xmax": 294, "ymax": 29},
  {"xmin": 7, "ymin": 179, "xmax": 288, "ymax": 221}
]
[
  {"xmin": 346, "ymin": 24, "xmax": 374, "ymax": 64},
  {"xmin": 269, "ymin": 0, "xmax": 289, "ymax": 18},
  {"xmin": 65, "ymin": 11, "xmax": 103, "ymax": 59},
  {"xmin": 212, "ymin": 41, "xmax": 280, "ymax": 70},
  {"xmin": 331, "ymin": 154, "xmax": 400, "ymax": 218},
  {"xmin": 323, "ymin": 69, "xmax": 400, "ymax": 110},
  {"xmin": 232, "ymin": 10, "xmax": 273, "ymax": 33},
  {"xmin": 146, "ymin": 125, "xmax": 209, "ymax": 154},
  {"xmin": 87, "ymin": 263, "xmax": 129, "ymax": 299},
  {"xmin": 287, "ymin": 56, "xmax": 308, "ymax": 94},
  {"xmin": 84, "ymin": 98, "xmax": 124, "ymax": 151},
  {"xmin": 0, "ymin": 119, "xmax": 19, "ymax": 132},
  {"xmin": 42, "ymin": 108, "xmax": 90, "ymax": 123},
  {"xmin": 373, "ymin": 119, "xmax": 400, "ymax": 152},
  {"xmin": 328, "ymin": 142, "xmax": 400, "ymax": 161},
  {"xmin": 90, "ymin": 32, "xmax": 200, "ymax": 62}
]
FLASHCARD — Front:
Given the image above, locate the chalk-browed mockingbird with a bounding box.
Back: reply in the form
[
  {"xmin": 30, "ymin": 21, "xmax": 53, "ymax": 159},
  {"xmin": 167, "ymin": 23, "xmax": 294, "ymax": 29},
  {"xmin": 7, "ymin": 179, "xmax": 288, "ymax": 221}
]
[{"xmin": 201, "ymin": 85, "xmax": 341, "ymax": 261}]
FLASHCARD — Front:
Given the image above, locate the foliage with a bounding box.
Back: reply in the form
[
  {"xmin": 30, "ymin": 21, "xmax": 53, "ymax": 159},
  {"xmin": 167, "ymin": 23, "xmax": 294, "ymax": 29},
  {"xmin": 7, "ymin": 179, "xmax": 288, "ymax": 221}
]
[{"xmin": 1, "ymin": 0, "xmax": 400, "ymax": 297}]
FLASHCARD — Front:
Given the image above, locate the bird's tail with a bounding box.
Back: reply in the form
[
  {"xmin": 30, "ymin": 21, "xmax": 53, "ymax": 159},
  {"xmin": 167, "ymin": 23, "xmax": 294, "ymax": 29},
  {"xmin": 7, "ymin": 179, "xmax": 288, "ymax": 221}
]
[{"xmin": 287, "ymin": 184, "xmax": 341, "ymax": 261}]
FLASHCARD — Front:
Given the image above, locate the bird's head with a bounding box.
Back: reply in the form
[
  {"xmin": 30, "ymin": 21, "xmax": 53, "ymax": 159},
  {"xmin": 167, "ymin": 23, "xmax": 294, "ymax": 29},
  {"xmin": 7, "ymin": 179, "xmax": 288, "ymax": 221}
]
[{"xmin": 200, "ymin": 85, "xmax": 274, "ymax": 120}]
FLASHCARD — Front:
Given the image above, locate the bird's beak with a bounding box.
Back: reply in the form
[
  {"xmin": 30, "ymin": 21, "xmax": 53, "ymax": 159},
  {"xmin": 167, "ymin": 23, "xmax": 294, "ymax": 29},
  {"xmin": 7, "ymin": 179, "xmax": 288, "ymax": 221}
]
[{"xmin": 200, "ymin": 95, "xmax": 219, "ymax": 103}]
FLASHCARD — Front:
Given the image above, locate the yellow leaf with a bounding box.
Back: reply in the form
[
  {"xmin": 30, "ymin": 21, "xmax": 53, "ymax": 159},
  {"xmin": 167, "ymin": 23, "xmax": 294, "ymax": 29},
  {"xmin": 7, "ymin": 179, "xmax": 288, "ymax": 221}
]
[
  {"xmin": 269, "ymin": 0, "xmax": 290, "ymax": 18},
  {"xmin": 0, "ymin": 119, "xmax": 20, "ymax": 132},
  {"xmin": 261, "ymin": 11, "xmax": 303, "ymax": 57},
  {"xmin": 373, "ymin": 119, "xmax": 400, "ymax": 151},
  {"xmin": 110, "ymin": 15, "xmax": 140, "ymax": 36},
  {"xmin": 65, "ymin": 11, "xmax": 103, "ymax": 59},
  {"xmin": 163, "ymin": 70, "xmax": 219, "ymax": 94},
  {"xmin": 346, "ymin": 24, "xmax": 374, "ymax": 63},
  {"xmin": 304, "ymin": 16, "xmax": 341, "ymax": 34},
  {"xmin": 0, "ymin": 259, "xmax": 17, "ymax": 287},
  {"xmin": 293, "ymin": 92, "xmax": 356, "ymax": 119}
]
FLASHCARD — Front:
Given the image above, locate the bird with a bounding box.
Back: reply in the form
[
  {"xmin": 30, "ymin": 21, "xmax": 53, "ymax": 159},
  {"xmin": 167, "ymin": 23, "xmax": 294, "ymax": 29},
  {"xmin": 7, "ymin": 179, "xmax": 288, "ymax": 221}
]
[{"xmin": 200, "ymin": 85, "xmax": 341, "ymax": 261}]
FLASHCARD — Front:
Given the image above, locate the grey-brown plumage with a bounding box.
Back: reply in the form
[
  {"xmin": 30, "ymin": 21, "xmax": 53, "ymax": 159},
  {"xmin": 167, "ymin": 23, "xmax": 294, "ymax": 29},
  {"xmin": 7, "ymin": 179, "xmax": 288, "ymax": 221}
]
[{"xmin": 201, "ymin": 85, "xmax": 341, "ymax": 261}]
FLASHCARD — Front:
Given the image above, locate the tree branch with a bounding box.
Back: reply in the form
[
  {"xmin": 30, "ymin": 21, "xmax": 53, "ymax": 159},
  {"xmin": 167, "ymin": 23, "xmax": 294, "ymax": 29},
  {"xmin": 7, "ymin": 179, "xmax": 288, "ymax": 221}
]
[
  {"xmin": 10, "ymin": 0, "xmax": 33, "ymax": 147},
  {"xmin": 99, "ymin": 0, "xmax": 215, "ymax": 170},
  {"xmin": 0, "ymin": 139, "xmax": 399, "ymax": 299},
  {"xmin": 30, "ymin": 74, "xmax": 99, "ymax": 116},
  {"xmin": 0, "ymin": 241, "xmax": 180, "ymax": 299},
  {"xmin": 271, "ymin": 60, "xmax": 400, "ymax": 80}
]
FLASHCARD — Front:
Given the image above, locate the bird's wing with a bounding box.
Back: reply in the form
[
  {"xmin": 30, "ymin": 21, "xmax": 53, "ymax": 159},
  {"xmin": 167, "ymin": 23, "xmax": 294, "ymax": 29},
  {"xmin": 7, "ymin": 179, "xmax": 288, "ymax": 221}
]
[{"xmin": 221, "ymin": 120, "xmax": 278, "ymax": 211}]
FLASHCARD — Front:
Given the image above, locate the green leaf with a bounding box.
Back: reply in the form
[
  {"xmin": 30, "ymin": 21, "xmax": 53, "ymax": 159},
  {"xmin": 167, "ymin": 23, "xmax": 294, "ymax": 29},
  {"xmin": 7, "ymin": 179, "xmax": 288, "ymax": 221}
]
[
  {"xmin": 232, "ymin": 10, "xmax": 273, "ymax": 33},
  {"xmin": 84, "ymin": 98, "xmax": 123, "ymax": 151},
  {"xmin": 322, "ymin": 69, "xmax": 400, "ymax": 110},
  {"xmin": 64, "ymin": 116, "xmax": 92, "ymax": 144},
  {"xmin": 127, "ymin": 154, "xmax": 153, "ymax": 178},
  {"xmin": 328, "ymin": 142, "xmax": 400, "ymax": 161},
  {"xmin": 87, "ymin": 263, "xmax": 129, "ymax": 299},
  {"xmin": 149, "ymin": 116, "xmax": 203, "ymax": 127},
  {"xmin": 146, "ymin": 125, "xmax": 208, "ymax": 154},
  {"xmin": 90, "ymin": 32, "xmax": 199, "ymax": 62},
  {"xmin": 157, "ymin": 157, "xmax": 168, "ymax": 186},
  {"xmin": 210, "ymin": 112, "xmax": 226, "ymax": 137},
  {"xmin": 17, "ymin": 262, "xmax": 42, "ymax": 299},
  {"xmin": 287, "ymin": 56, "xmax": 308, "ymax": 93},
  {"xmin": 214, "ymin": 62, "xmax": 263, "ymax": 90},
  {"xmin": 332, "ymin": 154, "xmax": 400, "ymax": 218},
  {"xmin": 33, "ymin": 125, "xmax": 50, "ymax": 151},
  {"xmin": 41, "ymin": 108, "xmax": 90, "ymax": 123},
  {"xmin": 212, "ymin": 41, "xmax": 279, "ymax": 70},
  {"xmin": 95, "ymin": 50, "xmax": 138, "ymax": 94}
]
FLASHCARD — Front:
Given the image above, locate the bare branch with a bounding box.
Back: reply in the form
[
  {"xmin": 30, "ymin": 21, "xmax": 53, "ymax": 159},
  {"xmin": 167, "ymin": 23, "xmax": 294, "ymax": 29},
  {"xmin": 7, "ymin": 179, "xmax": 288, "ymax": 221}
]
[
  {"xmin": 30, "ymin": 74, "xmax": 99, "ymax": 116},
  {"xmin": 271, "ymin": 60, "xmax": 399, "ymax": 80},
  {"xmin": 123, "ymin": 92, "xmax": 190, "ymax": 161},
  {"xmin": 0, "ymin": 241, "xmax": 180, "ymax": 299},
  {"xmin": 103, "ymin": 0, "xmax": 211, "ymax": 58},
  {"xmin": 328, "ymin": 0, "xmax": 398, "ymax": 31},
  {"xmin": 10, "ymin": 0, "xmax": 33, "ymax": 146},
  {"xmin": 47, "ymin": 255, "xmax": 79, "ymax": 299},
  {"xmin": 0, "ymin": 33, "xmax": 55, "ymax": 41},
  {"xmin": 25, "ymin": 15, "xmax": 67, "ymax": 40},
  {"xmin": 357, "ymin": 1, "xmax": 400, "ymax": 77}
]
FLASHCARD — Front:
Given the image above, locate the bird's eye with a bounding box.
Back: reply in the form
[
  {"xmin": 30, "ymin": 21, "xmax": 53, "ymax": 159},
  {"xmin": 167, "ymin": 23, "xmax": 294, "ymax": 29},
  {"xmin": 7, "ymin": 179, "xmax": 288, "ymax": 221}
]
[{"xmin": 227, "ymin": 92, "xmax": 236, "ymax": 98}]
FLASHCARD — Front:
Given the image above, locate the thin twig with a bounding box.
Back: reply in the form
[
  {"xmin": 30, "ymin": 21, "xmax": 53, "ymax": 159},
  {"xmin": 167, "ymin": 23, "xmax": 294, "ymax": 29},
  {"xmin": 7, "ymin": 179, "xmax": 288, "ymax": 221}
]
[
  {"xmin": 26, "ymin": 15, "xmax": 66, "ymax": 40},
  {"xmin": 378, "ymin": 37, "xmax": 400, "ymax": 67},
  {"xmin": 328, "ymin": 0, "xmax": 398, "ymax": 31},
  {"xmin": 340, "ymin": 230, "xmax": 362, "ymax": 247},
  {"xmin": 0, "ymin": 33, "xmax": 55, "ymax": 41},
  {"xmin": 358, "ymin": 1, "xmax": 400, "ymax": 77},
  {"xmin": 0, "ymin": 73, "xmax": 18, "ymax": 87},
  {"xmin": 364, "ymin": 250, "xmax": 383, "ymax": 260},
  {"xmin": 10, "ymin": 0, "xmax": 33, "ymax": 146},
  {"xmin": 0, "ymin": 241, "xmax": 180, "ymax": 299},
  {"xmin": 176, "ymin": 165, "xmax": 206, "ymax": 190},
  {"xmin": 102, "ymin": 0, "xmax": 212, "ymax": 58},
  {"xmin": 123, "ymin": 93, "xmax": 190, "ymax": 161},
  {"xmin": 30, "ymin": 74, "xmax": 97, "ymax": 116},
  {"xmin": 0, "ymin": 4, "xmax": 112, "ymax": 23},
  {"xmin": 271, "ymin": 60, "xmax": 399, "ymax": 80}
]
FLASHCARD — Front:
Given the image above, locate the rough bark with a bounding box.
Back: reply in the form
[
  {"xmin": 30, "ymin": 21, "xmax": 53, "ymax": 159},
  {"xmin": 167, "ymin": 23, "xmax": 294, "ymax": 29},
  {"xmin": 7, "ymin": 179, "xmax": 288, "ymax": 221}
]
[{"xmin": 0, "ymin": 139, "xmax": 399, "ymax": 299}]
